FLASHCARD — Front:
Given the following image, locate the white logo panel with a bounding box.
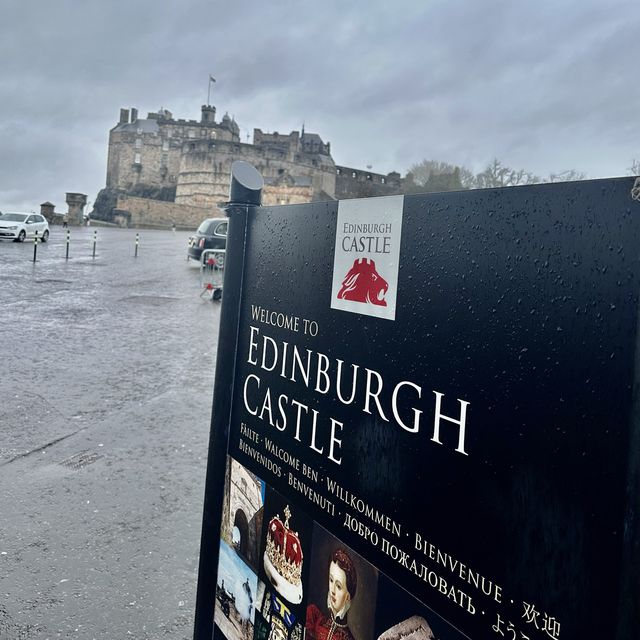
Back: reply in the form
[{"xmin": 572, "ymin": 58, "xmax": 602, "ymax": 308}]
[{"xmin": 331, "ymin": 196, "xmax": 404, "ymax": 320}]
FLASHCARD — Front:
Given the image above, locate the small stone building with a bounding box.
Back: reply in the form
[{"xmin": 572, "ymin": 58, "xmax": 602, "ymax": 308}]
[{"xmin": 39, "ymin": 194, "xmax": 88, "ymax": 225}]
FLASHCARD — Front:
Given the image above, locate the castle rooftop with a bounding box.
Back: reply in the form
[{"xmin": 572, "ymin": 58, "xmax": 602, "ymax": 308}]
[{"xmin": 113, "ymin": 119, "xmax": 160, "ymax": 134}]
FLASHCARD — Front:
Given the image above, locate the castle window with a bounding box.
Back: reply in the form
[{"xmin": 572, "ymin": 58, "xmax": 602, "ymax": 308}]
[
  {"xmin": 352, "ymin": 171, "xmax": 357, "ymax": 178},
  {"xmin": 166, "ymin": 129, "xmax": 173, "ymax": 138},
  {"xmin": 366, "ymin": 174, "xmax": 372, "ymax": 181},
  {"xmin": 190, "ymin": 143, "xmax": 195, "ymax": 151},
  {"xmin": 134, "ymin": 153, "xmax": 141, "ymax": 164},
  {"xmin": 162, "ymin": 140, "xmax": 169, "ymax": 151},
  {"xmin": 135, "ymin": 138, "xmax": 142, "ymax": 149},
  {"xmin": 336, "ymin": 168, "xmax": 341, "ymax": 175},
  {"xmin": 188, "ymin": 129, "xmax": 196, "ymax": 138},
  {"xmin": 161, "ymin": 153, "xmax": 168, "ymax": 167},
  {"xmin": 381, "ymin": 177, "xmax": 386, "ymax": 184}
]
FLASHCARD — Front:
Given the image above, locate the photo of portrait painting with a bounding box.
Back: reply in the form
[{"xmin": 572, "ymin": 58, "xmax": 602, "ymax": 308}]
[{"xmin": 305, "ymin": 524, "xmax": 378, "ymax": 640}]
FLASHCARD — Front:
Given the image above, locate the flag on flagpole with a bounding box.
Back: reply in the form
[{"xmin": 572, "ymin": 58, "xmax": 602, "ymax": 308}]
[{"xmin": 209, "ymin": 75, "xmax": 216, "ymax": 83}]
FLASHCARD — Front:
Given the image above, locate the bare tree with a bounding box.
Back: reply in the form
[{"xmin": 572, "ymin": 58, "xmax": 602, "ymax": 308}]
[
  {"xmin": 628, "ymin": 159, "xmax": 640, "ymax": 176},
  {"xmin": 405, "ymin": 157, "xmax": 587, "ymax": 192},
  {"xmin": 547, "ymin": 170, "xmax": 587, "ymax": 182},
  {"xmin": 458, "ymin": 166, "xmax": 477, "ymax": 189},
  {"xmin": 406, "ymin": 160, "xmax": 460, "ymax": 187},
  {"xmin": 475, "ymin": 158, "xmax": 541, "ymax": 189},
  {"xmin": 405, "ymin": 159, "xmax": 467, "ymax": 193}
]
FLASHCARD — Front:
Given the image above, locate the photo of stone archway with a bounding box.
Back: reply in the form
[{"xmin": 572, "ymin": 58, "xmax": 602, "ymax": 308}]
[{"xmin": 220, "ymin": 456, "xmax": 265, "ymax": 574}]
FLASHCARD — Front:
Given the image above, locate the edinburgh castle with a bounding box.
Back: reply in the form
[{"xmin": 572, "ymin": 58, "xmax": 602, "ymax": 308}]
[{"xmin": 93, "ymin": 104, "xmax": 404, "ymax": 227}]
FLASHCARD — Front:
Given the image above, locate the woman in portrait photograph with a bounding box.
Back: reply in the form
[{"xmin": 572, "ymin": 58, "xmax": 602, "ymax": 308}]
[{"xmin": 306, "ymin": 549, "xmax": 358, "ymax": 640}]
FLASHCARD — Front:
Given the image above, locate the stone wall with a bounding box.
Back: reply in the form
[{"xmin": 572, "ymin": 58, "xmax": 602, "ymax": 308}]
[
  {"xmin": 262, "ymin": 183, "xmax": 314, "ymax": 206},
  {"xmin": 107, "ymin": 128, "xmax": 183, "ymax": 192},
  {"xmin": 175, "ymin": 137, "xmax": 336, "ymax": 208},
  {"xmin": 115, "ymin": 195, "xmax": 222, "ymax": 229},
  {"xmin": 335, "ymin": 166, "xmax": 403, "ymax": 199}
]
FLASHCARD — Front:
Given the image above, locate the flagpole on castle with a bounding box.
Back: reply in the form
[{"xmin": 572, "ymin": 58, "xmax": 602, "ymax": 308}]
[{"xmin": 207, "ymin": 75, "xmax": 216, "ymax": 105}]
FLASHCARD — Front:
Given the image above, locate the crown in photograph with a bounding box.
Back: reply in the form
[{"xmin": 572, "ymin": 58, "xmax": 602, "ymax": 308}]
[{"xmin": 263, "ymin": 505, "xmax": 304, "ymax": 603}]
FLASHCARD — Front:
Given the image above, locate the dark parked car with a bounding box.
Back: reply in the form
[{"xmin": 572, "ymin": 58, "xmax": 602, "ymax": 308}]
[{"xmin": 187, "ymin": 218, "xmax": 227, "ymax": 261}]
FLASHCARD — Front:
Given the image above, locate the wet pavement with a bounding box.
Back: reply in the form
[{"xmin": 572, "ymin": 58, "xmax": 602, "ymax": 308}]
[{"xmin": 0, "ymin": 226, "xmax": 221, "ymax": 639}]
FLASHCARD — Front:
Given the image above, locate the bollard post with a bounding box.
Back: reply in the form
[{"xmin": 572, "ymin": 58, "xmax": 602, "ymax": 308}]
[
  {"xmin": 92, "ymin": 230, "xmax": 97, "ymax": 259},
  {"xmin": 135, "ymin": 233, "xmax": 139, "ymax": 258},
  {"xmin": 33, "ymin": 230, "xmax": 38, "ymax": 262},
  {"xmin": 65, "ymin": 229, "xmax": 70, "ymax": 260}
]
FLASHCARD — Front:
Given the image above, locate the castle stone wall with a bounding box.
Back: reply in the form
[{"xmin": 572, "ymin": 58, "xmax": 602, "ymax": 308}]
[
  {"xmin": 107, "ymin": 128, "xmax": 184, "ymax": 192},
  {"xmin": 176, "ymin": 137, "xmax": 336, "ymax": 207},
  {"xmin": 262, "ymin": 183, "xmax": 314, "ymax": 206},
  {"xmin": 115, "ymin": 195, "xmax": 221, "ymax": 229},
  {"xmin": 335, "ymin": 166, "xmax": 403, "ymax": 199}
]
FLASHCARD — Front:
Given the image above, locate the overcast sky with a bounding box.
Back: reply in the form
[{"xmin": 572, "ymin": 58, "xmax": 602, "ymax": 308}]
[{"xmin": 1, "ymin": 0, "xmax": 639, "ymax": 211}]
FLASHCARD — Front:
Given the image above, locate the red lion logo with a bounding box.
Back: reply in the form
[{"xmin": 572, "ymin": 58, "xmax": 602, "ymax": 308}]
[{"xmin": 337, "ymin": 258, "xmax": 389, "ymax": 306}]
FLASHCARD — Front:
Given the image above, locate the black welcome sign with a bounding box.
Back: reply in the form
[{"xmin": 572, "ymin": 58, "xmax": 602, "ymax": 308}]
[{"xmin": 194, "ymin": 172, "xmax": 640, "ymax": 640}]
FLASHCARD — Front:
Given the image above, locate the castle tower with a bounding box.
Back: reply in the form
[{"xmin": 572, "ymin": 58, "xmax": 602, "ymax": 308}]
[
  {"xmin": 66, "ymin": 192, "xmax": 87, "ymax": 225},
  {"xmin": 175, "ymin": 139, "xmax": 231, "ymax": 208},
  {"xmin": 201, "ymin": 105, "xmax": 216, "ymax": 124}
]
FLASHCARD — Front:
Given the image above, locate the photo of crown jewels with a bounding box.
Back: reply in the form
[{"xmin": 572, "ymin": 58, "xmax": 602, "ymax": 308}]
[{"xmin": 263, "ymin": 505, "xmax": 304, "ymax": 604}]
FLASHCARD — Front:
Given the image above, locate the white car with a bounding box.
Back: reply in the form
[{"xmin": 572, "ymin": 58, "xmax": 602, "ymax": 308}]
[{"xmin": 0, "ymin": 212, "xmax": 50, "ymax": 242}]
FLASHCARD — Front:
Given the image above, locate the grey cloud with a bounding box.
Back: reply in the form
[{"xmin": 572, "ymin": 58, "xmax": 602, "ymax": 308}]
[{"xmin": 1, "ymin": 0, "xmax": 639, "ymax": 209}]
